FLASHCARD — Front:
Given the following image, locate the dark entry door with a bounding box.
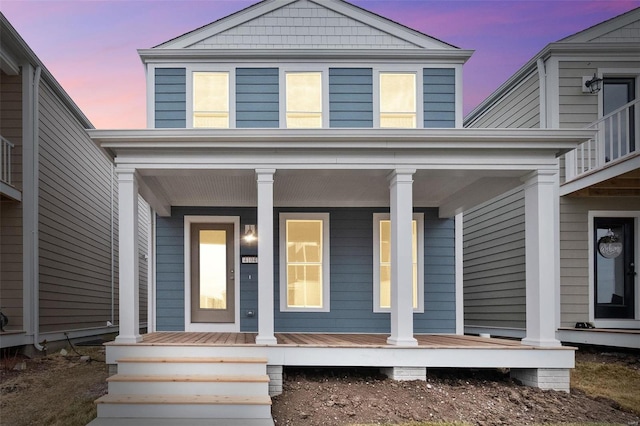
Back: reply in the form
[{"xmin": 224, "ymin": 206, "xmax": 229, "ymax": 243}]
[{"xmin": 594, "ymin": 217, "xmax": 635, "ymax": 319}]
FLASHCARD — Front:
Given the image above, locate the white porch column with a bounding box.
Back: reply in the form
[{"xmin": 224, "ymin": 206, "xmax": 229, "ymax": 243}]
[
  {"xmin": 387, "ymin": 169, "xmax": 418, "ymax": 346},
  {"xmin": 256, "ymin": 169, "xmax": 277, "ymax": 345},
  {"xmin": 115, "ymin": 169, "xmax": 141, "ymax": 343},
  {"xmin": 522, "ymin": 169, "xmax": 561, "ymax": 347}
]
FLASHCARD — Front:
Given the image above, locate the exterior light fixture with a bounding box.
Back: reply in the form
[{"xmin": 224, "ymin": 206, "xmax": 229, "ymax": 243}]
[
  {"xmin": 244, "ymin": 224, "xmax": 257, "ymax": 243},
  {"xmin": 584, "ymin": 73, "xmax": 603, "ymax": 94}
]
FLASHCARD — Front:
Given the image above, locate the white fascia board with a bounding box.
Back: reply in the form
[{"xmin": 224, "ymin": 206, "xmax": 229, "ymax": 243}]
[
  {"xmin": 89, "ymin": 128, "xmax": 593, "ymax": 152},
  {"xmin": 138, "ymin": 49, "xmax": 474, "ymax": 64},
  {"xmin": 0, "ymin": 47, "xmax": 20, "ymax": 75}
]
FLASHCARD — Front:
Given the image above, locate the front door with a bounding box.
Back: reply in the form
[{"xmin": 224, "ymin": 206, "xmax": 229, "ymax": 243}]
[
  {"xmin": 594, "ymin": 217, "xmax": 636, "ymax": 319},
  {"xmin": 190, "ymin": 223, "xmax": 235, "ymax": 323}
]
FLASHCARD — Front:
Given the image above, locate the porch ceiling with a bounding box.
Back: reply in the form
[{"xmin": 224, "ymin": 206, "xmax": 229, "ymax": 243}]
[{"xmin": 137, "ymin": 168, "xmax": 525, "ymax": 217}]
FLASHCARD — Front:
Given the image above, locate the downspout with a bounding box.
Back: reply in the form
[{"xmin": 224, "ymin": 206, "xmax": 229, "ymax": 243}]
[
  {"xmin": 110, "ymin": 163, "xmax": 115, "ymax": 326},
  {"xmin": 536, "ymin": 58, "xmax": 547, "ymax": 129},
  {"xmin": 32, "ymin": 65, "xmax": 43, "ymax": 351}
]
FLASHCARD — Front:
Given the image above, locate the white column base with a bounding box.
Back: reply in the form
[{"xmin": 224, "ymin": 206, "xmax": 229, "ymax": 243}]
[
  {"xmin": 255, "ymin": 336, "xmax": 277, "ymax": 345},
  {"xmin": 114, "ymin": 335, "xmax": 143, "ymax": 344},
  {"xmin": 381, "ymin": 366, "xmax": 426, "ymax": 381},
  {"xmin": 521, "ymin": 337, "xmax": 562, "ymax": 348},
  {"xmin": 267, "ymin": 365, "xmax": 283, "ymax": 396},
  {"xmin": 386, "ymin": 336, "xmax": 418, "ymax": 346},
  {"xmin": 510, "ymin": 368, "xmax": 570, "ymax": 393}
]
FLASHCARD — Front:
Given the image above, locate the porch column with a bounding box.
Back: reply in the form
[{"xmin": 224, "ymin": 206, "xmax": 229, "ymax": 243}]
[
  {"xmin": 522, "ymin": 169, "xmax": 561, "ymax": 347},
  {"xmin": 387, "ymin": 169, "xmax": 418, "ymax": 346},
  {"xmin": 115, "ymin": 169, "xmax": 141, "ymax": 344},
  {"xmin": 256, "ymin": 169, "xmax": 277, "ymax": 345}
]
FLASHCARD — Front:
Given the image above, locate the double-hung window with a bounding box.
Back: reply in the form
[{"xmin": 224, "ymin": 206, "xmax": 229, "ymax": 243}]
[
  {"xmin": 285, "ymin": 72, "xmax": 323, "ymax": 128},
  {"xmin": 373, "ymin": 213, "xmax": 424, "ymax": 312},
  {"xmin": 379, "ymin": 72, "xmax": 417, "ymax": 128},
  {"xmin": 193, "ymin": 72, "xmax": 229, "ymax": 128},
  {"xmin": 280, "ymin": 213, "xmax": 330, "ymax": 312}
]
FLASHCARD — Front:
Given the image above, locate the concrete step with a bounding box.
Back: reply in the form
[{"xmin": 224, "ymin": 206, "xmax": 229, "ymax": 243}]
[
  {"xmin": 95, "ymin": 394, "xmax": 272, "ymax": 419},
  {"xmin": 116, "ymin": 357, "xmax": 268, "ymax": 376},
  {"xmin": 107, "ymin": 374, "xmax": 270, "ymax": 396},
  {"xmin": 87, "ymin": 417, "xmax": 274, "ymax": 426}
]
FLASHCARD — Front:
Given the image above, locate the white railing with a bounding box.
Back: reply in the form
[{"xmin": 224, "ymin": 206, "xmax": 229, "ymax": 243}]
[
  {"xmin": 1, "ymin": 136, "xmax": 14, "ymax": 186},
  {"xmin": 566, "ymin": 98, "xmax": 638, "ymax": 181}
]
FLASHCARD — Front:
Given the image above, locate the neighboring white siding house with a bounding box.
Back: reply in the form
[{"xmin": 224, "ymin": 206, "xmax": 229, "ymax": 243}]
[
  {"xmin": 464, "ymin": 7, "xmax": 640, "ymax": 349},
  {"xmin": 0, "ymin": 14, "xmax": 150, "ymax": 351}
]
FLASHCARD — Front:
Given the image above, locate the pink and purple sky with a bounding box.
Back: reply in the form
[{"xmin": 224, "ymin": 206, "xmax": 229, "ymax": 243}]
[{"xmin": 3, "ymin": 0, "xmax": 639, "ymax": 129}]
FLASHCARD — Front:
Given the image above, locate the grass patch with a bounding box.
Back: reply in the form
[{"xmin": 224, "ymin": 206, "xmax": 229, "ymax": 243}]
[{"xmin": 572, "ymin": 359, "xmax": 640, "ymax": 416}]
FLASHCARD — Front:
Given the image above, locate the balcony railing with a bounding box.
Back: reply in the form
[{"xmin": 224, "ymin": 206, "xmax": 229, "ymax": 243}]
[
  {"xmin": 565, "ymin": 98, "xmax": 638, "ymax": 182},
  {"xmin": 1, "ymin": 135, "xmax": 14, "ymax": 186}
]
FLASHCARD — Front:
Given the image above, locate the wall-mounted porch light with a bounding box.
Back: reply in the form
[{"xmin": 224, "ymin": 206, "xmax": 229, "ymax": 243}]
[
  {"xmin": 244, "ymin": 224, "xmax": 257, "ymax": 243},
  {"xmin": 583, "ymin": 73, "xmax": 603, "ymax": 94}
]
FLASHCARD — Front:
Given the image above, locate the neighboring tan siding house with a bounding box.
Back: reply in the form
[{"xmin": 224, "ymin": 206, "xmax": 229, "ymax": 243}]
[
  {"xmin": 0, "ymin": 14, "xmax": 149, "ymax": 351},
  {"xmin": 464, "ymin": 8, "xmax": 640, "ymax": 348}
]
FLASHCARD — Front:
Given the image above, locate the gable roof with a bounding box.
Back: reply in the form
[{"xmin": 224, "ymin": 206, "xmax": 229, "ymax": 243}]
[
  {"xmin": 559, "ymin": 7, "xmax": 640, "ymax": 43},
  {"xmin": 140, "ymin": 0, "xmax": 472, "ymax": 62},
  {"xmin": 465, "ymin": 7, "xmax": 640, "ymax": 126}
]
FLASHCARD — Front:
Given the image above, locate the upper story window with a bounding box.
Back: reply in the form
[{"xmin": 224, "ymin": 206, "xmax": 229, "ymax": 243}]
[
  {"xmin": 193, "ymin": 72, "xmax": 229, "ymax": 128},
  {"xmin": 380, "ymin": 72, "xmax": 416, "ymax": 128},
  {"xmin": 286, "ymin": 72, "xmax": 322, "ymax": 128}
]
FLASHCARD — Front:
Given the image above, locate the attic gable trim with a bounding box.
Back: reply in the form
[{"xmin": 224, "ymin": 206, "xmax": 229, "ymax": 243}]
[
  {"xmin": 153, "ymin": 0, "xmax": 457, "ymax": 51},
  {"xmin": 139, "ymin": 48, "xmax": 473, "ymax": 63},
  {"xmin": 155, "ymin": 0, "xmax": 298, "ymax": 49}
]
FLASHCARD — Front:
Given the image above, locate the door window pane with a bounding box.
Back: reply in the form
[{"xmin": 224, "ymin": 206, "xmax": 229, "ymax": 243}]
[
  {"xmin": 193, "ymin": 72, "xmax": 229, "ymax": 128},
  {"xmin": 286, "ymin": 72, "xmax": 322, "ymax": 128},
  {"xmin": 199, "ymin": 230, "xmax": 227, "ymax": 309},
  {"xmin": 380, "ymin": 73, "xmax": 416, "ymax": 128}
]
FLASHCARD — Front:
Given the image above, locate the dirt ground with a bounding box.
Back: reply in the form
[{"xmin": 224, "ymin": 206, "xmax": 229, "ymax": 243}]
[
  {"xmin": 1, "ymin": 345, "xmax": 639, "ymax": 426},
  {"xmin": 271, "ymin": 349, "xmax": 640, "ymax": 426}
]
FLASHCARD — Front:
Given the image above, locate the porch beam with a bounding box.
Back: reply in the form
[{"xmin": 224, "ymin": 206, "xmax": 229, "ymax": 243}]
[
  {"xmin": 115, "ymin": 169, "xmax": 142, "ymax": 343},
  {"xmin": 387, "ymin": 169, "xmax": 418, "ymax": 346},
  {"xmin": 256, "ymin": 169, "xmax": 277, "ymax": 345},
  {"xmin": 522, "ymin": 169, "xmax": 561, "ymax": 347}
]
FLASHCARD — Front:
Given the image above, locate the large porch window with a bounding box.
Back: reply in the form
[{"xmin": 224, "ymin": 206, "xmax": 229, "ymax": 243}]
[
  {"xmin": 279, "ymin": 213, "xmax": 330, "ymax": 312},
  {"xmin": 373, "ymin": 213, "xmax": 424, "ymax": 312}
]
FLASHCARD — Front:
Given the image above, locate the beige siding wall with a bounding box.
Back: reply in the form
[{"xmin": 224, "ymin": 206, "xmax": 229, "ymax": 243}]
[
  {"xmin": 1, "ymin": 71, "xmax": 23, "ymax": 331},
  {"xmin": 558, "ymin": 60, "xmax": 640, "ymax": 129},
  {"xmin": 467, "ymin": 71, "xmax": 540, "ymax": 129},
  {"xmin": 37, "ymin": 81, "xmax": 116, "ymax": 333},
  {"xmin": 559, "ymin": 196, "xmax": 640, "ymax": 326},
  {"xmin": 463, "ymin": 187, "xmax": 526, "ymax": 329}
]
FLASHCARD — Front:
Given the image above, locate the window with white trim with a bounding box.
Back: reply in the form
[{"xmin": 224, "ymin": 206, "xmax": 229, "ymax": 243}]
[
  {"xmin": 379, "ymin": 72, "xmax": 416, "ymax": 128},
  {"xmin": 280, "ymin": 213, "xmax": 330, "ymax": 312},
  {"xmin": 373, "ymin": 213, "xmax": 424, "ymax": 312},
  {"xmin": 285, "ymin": 72, "xmax": 322, "ymax": 128},
  {"xmin": 193, "ymin": 72, "xmax": 229, "ymax": 128}
]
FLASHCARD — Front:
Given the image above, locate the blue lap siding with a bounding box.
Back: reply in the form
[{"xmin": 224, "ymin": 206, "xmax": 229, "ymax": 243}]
[
  {"xmin": 155, "ymin": 207, "xmax": 456, "ymax": 333},
  {"xmin": 236, "ymin": 68, "xmax": 279, "ymax": 128},
  {"xmin": 154, "ymin": 68, "xmax": 186, "ymax": 128},
  {"xmin": 423, "ymin": 68, "xmax": 456, "ymax": 128},
  {"xmin": 329, "ymin": 68, "xmax": 373, "ymax": 128}
]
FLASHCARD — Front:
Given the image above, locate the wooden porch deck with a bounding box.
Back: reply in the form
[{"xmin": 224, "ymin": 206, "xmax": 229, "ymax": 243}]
[{"xmin": 130, "ymin": 332, "xmax": 542, "ymax": 350}]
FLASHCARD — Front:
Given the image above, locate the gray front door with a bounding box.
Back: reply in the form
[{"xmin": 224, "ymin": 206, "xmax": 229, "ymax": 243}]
[{"xmin": 190, "ymin": 223, "xmax": 235, "ymax": 323}]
